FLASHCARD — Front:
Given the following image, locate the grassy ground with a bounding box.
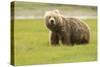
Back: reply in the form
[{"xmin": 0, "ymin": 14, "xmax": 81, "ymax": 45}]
[{"xmin": 14, "ymin": 19, "xmax": 97, "ymax": 66}]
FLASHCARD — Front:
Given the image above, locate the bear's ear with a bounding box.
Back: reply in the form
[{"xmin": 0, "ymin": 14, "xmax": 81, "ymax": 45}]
[
  {"xmin": 44, "ymin": 11, "xmax": 50, "ymax": 19},
  {"xmin": 53, "ymin": 9, "xmax": 60, "ymax": 14}
]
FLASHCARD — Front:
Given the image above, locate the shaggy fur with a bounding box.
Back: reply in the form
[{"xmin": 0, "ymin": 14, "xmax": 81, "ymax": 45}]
[{"xmin": 44, "ymin": 10, "xmax": 90, "ymax": 46}]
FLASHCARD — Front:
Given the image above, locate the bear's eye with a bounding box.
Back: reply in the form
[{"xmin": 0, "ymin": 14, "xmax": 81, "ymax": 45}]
[
  {"xmin": 53, "ymin": 16, "xmax": 56, "ymax": 19},
  {"xmin": 48, "ymin": 16, "xmax": 51, "ymax": 18}
]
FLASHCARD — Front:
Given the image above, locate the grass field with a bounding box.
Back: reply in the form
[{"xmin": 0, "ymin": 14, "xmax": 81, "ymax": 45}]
[{"xmin": 14, "ymin": 19, "xmax": 97, "ymax": 66}]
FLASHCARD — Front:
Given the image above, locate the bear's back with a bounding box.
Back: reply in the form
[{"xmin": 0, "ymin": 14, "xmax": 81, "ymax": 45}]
[{"xmin": 65, "ymin": 17, "xmax": 90, "ymax": 44}]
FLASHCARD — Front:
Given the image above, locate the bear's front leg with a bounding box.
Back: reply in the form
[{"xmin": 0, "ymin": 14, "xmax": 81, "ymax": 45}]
[
  {"xmin": 60, "ymin": 32, "xmax": 71, "ymax": 45},
  {"xmin": 50, "ymin": 32, "xmax": 59, "ymax": 46}
]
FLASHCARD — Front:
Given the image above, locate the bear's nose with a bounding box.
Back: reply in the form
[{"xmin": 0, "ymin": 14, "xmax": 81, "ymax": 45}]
[{"xmin": 50, "ymin": 20, "xmax": 54, "ymax": 24}]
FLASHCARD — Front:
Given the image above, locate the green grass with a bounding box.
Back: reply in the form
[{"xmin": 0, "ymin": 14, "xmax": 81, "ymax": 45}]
[{"xmin": 14, "ymin": 19, "xmax": 97, "ymax": 66}]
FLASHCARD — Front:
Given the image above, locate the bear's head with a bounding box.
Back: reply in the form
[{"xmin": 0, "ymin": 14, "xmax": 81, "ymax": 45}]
[{"xmin": 44, "ymin": 9, "xmax": 63, "ymax": 31}]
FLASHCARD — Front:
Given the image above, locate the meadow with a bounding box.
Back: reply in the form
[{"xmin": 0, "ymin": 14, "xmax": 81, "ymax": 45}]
[{"xmin": 14, "ymin": 19, "xmax": 97, "ymax": 66}]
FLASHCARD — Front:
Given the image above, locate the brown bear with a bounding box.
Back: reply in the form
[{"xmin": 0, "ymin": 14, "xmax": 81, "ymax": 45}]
[{"xmin": 44, "ymin": 9, "xmax": 90, "ymax": 46}]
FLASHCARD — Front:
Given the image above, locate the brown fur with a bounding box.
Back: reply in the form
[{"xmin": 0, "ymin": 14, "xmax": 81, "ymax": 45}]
[{"xmin": 44, "ymin": 10, "xmax": 90, "ymax": 46}]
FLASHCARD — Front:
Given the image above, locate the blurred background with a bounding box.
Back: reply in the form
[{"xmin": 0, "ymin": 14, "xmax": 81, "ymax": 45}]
[{"xmin": 14, "ymin": 1, "xmax": 97, "ymax": 19}]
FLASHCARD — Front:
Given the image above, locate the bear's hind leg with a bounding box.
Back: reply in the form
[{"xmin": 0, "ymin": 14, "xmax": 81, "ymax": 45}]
[{"xmin": 80, "ymin": 38, "xmax": 89, "ymax": 44}]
